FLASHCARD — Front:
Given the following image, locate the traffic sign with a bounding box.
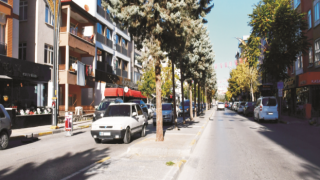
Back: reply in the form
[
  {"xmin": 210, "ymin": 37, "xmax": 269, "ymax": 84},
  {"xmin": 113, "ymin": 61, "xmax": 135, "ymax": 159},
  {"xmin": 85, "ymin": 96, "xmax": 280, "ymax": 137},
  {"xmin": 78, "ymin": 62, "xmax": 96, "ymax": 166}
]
[{"xmin": 277, "ymin": 82, "xmax": 284, "ymax": 89}]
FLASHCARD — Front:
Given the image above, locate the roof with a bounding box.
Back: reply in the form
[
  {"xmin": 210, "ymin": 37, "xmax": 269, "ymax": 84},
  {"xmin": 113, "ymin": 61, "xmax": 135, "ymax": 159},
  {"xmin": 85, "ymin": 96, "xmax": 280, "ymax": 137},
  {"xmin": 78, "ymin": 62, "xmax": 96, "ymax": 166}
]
[
  {"xmin": 109, "ymin": 103, "xmax": 136, "ymax": 106},
  {"xmin": 61, "ymin": 0, "xmax": 97, "ymax": 23}
]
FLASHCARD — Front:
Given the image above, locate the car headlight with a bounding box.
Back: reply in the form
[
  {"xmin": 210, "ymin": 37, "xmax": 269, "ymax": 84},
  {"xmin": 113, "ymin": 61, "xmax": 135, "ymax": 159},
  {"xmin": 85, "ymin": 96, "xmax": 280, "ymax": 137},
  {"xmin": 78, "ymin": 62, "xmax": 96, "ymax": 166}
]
[{"xmin": 100, "ymin": 113, "xmax": 104, "ymax": 117}]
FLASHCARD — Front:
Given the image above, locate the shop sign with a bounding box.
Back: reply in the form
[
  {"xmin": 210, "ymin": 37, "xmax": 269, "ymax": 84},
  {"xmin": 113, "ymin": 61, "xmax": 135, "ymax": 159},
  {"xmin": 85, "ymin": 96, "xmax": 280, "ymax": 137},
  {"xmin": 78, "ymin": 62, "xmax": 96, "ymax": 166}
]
[
  {"xmin": 299, "ymin": 72, "xmax": 320, "ymax": 87},
  {"xmin": 284, "ymin": 76, "xmax": 296, "ymax": 89},
  {"xmin": 22, "ymin": 73, "xmax": 38, "ymax": 78}
]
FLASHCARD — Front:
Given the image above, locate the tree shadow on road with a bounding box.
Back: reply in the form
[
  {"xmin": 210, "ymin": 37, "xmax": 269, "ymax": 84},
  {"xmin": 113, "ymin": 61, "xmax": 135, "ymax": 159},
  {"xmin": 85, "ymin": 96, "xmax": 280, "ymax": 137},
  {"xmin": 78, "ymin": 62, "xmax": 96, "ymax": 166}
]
[{"xmin": 0, "ymin": 148, "xmax": 111, "ymax": 180}]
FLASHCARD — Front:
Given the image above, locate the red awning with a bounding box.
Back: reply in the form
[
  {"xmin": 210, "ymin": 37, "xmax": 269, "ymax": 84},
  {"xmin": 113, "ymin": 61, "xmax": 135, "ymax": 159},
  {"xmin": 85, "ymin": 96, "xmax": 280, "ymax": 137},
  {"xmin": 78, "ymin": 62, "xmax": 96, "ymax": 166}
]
[{"xmin": 104, "ymin": 88, "xmax": 146, "ymax": 99}]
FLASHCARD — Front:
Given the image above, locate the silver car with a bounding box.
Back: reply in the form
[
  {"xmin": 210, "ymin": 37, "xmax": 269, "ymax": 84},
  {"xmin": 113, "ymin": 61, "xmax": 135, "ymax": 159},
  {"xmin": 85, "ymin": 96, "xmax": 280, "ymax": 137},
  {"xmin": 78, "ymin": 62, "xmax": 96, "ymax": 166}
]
[
  {"xmin": 153, "ymin": 103, "xmax": 174, "ymax": 126},
  {"xmin": 0, "ymin": 104, "xmax": 11, "ymax": 150}
]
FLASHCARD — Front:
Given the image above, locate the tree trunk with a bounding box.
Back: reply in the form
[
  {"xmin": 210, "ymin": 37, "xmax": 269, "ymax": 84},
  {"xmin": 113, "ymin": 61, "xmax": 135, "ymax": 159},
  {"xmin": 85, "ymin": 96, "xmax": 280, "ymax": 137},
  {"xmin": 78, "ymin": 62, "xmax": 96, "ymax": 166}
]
[
  {"xmin": 171, "ymin": 60, "xmax": 177, "ymax": 129},
  {"xmin": 155, "ymin": 58, "xmax": 163, "ymax": 141},
  {"xmin": 194, "ymin": 81, "xmax": 197, "ymax": 118},
  {"xmin": 181, "ymin": 77, "xmax": 185, "ymax": 122},
  {"xmin": 189, "ymin": 82, "xmax": 193, "ymax": 120},
  {"xmin": 250, "ymin": 82, "xmax": 254, "ymax": 102},
  {"xmin": 198, "ymin": 83, "xmax": 200, "ymax": 115}
]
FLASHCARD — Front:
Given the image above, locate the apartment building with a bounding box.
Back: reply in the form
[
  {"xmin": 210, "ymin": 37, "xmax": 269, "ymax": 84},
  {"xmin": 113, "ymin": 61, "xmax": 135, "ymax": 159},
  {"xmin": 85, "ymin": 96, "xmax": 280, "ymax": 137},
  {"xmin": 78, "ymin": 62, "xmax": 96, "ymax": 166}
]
[
  {"xmin": 283, "ymin": 0, "xmax": 320, "ymax": 117},
  {"xmin": 0, "ymin": 0, "xmax": 52, "ymax": 110}
]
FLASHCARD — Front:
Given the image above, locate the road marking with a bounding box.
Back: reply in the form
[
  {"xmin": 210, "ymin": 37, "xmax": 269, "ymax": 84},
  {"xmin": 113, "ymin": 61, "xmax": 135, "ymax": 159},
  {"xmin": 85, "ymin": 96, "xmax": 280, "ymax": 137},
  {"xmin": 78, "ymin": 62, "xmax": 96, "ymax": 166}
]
[
  {"xmin": 175, "ymin": 159, "xmax": 187, "ymax": 168},
  {"xmin": 96, "ymin": 157, "xmax": 110, "ymax": 164},
  {"xmin": 190, "ymin": 139, "xmax": 196, "ymax": 145},
  {"xmin": 166, "ymin": 133, "xmax": 195, "ymax": 135},
  {"xmin": 38, "ymin": 131, "xmax": 53, "ymax": 136}
]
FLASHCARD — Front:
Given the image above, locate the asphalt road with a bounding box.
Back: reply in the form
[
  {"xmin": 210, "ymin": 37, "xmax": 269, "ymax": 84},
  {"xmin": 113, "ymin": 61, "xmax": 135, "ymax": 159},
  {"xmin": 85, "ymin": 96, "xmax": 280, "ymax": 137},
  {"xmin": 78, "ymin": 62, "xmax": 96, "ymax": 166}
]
[
  {"xmin": 178, "ymin": 108, "xmax": 320, "ymax": 180},
  {"xmin": 0, "ymin": 117, "xmax": 185, "ymax": 180}
]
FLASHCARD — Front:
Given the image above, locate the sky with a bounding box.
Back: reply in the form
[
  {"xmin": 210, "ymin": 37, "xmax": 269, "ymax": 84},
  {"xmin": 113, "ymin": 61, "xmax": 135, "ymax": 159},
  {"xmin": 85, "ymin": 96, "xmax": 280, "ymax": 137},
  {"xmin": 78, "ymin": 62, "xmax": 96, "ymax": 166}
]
[{"xmin": 206, "ymin": 0, "xmax": 260, "ymax": 94}]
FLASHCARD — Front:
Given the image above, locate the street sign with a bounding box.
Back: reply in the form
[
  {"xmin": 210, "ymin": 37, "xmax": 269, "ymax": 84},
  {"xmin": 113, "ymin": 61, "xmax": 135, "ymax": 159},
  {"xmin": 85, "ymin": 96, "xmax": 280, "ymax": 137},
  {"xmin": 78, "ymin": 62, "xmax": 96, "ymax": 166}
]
[
  {"xmin": 124, "ymin": 86, "xmax": 129, "ymax": 93},
  {"xmin": 278, "ymin": 89, "xmax": 283, "ymax": 97},
  {"xmin": 277, "ymin": 82, "xmax": 284, "ymax": 89},
  {"xmin": 65, "ymin": 112, "xmax": 73, "ymax": 136}
]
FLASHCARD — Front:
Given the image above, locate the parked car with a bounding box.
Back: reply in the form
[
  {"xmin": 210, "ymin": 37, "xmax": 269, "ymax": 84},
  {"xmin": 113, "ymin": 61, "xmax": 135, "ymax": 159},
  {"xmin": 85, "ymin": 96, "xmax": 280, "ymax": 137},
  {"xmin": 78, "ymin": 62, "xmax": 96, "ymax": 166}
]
[
  {"xmin": 153, "ymin": 103, "xmax": 175, "ymax": 126},
  {"xmin": 179, "ymin": 100, "xmax": 193, "ymax": 116},
  {"xmin": 232, "ymin": 102, "xmax": 239, "ymax": 111},
  {"xmin": 225, "ymin": 103, "xmax": 228, "ymax": 108},
  {"xmin": 254, "ymin": 96, "xmax": 279, "ymax": 123},
  {"xmin": 93, "ymin": 98, "xmax": 124, "ymax": 122},
  {"xmin": 217, "ymin": 102, "xmax": 225, "ymax": 111},
  {"xmin": 244, "ymin": 102, "xmax": 255, "ymax": 116},
  {"xmin": 0, "ymin": 104, "xmax": 12, "ymax": 150},
  {"xmin": 128, "ymin": 99, "xmax": 149, "ymax": 119},
  {"xmin": 237, "ymin": 102, "xmax": 246, "ymax": 113},
  {"xmin": 146, "ymin": 104, "xmax": 155, "ymax": 119},
  {"xmin": 91, "ymin": 103, "xmax": 148, "ymax": 144}
]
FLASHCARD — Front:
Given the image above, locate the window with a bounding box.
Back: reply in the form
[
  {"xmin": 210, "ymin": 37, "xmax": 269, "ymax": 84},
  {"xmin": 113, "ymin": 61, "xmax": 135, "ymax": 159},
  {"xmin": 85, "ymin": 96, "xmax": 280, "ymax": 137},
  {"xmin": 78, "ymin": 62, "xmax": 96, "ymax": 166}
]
[
  {"xmin": 308, "ymin": 10, "xmax": 312, "ymax": 29},
  {"xmin": 0, "ymin": 0, "xmax": 8, "ymax": 3},
  {"xmin": 116, "ymin": 34, "xmax": 120, "ymax": 44},
  {"xmin": 122, "ymin": 39, "xmax": 127, "ymax": 48},
  {"xmin": 19, "ymin": 43, "xmax": 27, "ymax": 60},
  {"xmin": 105, "ymin": 105, "xmax": 130, "ymax": 117},
  {"xmin": 19, "ymin": 1, "xmax": 28, "ymax": 21},
  {"xmin": 0, "ymin": 24, "xmax": 5, "ymax": 43},
  {"xmin": 97, "ymin": 0, "xmax": 102, "ymax": 7},
  {"xmin": 131, "ymin": 105, "xmax": 136, "ymax": 114},
  {"xmin": 136, "ymin": 105, "xmax": 143, "ymax": 115},
  {"xmin": 314, "ymin": 2, "xmax": 320, "ymax": 26},
  {"xmin": 294, "ymin": 0, "xmax": 300, "ymax": 9},
  {"xmin": 309, "ymin": 47, "xmax": 313, "ymax": 64},
  {"xmin": 315, "ymin": 39, "xmax": 320, "ymax": 62},
  {"xmin": 107, "ymin": 28, "xmax": 111, "ymax": 39},
  {"xmin": 297, "ymin": 54, "xmax": 303, "ymax": 69},
  {"xmin": 45, "ymin": 5, "xmax": 53, "ymax": 25},
  {"xmin": 97, "ymin": 23, "xmax": 102, "ymax": 34},
  {"xmin": 44, "ymin": 45, "xmax": 53, "ymax": 64},
  {"xmin": 97, "ymin": 101, "xmax": 110, "ymax": 111},
  {"xmin": 262, "ymin": 98, "xmax": 277, "ymax": 106}
]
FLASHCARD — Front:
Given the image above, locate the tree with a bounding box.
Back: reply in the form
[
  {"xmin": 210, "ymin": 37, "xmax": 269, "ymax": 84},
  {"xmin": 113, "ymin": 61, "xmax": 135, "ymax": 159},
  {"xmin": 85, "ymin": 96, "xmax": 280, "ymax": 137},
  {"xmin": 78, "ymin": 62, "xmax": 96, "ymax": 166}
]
[
  {"xmin": 161, "ymin": 61, "xmax": 179, "ymax": 98},
  {"xmin": 248, "ymin": 0, "xmax": 309, "ymax": 81},
  {"xmin": 137, "ymin": 67, "xmax": 156, "ymax": 103}
]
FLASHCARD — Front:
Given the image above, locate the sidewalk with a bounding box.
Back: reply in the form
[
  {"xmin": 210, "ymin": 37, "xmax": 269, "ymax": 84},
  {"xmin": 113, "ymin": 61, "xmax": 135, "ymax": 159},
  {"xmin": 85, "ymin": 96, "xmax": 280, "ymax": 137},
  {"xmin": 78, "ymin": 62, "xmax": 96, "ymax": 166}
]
[
  {"xmin": 279, "ymin": 114, "xmax": 308, "ymax": 124},
  {"xmin": 68, "ymin": 108, "xmax": 216, "ymax": 180},
  {"xmin": 10, "ymin": 120, "xmax": 93, "ymax": 140}
]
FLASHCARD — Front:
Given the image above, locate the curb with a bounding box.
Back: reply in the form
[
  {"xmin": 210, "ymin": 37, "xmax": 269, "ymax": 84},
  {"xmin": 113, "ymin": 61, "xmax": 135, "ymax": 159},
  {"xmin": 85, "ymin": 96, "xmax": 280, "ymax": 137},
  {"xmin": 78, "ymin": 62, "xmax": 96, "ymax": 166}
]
[
  {"xmin": 165, "ymin": 108, "xmax": 216, "ymax": 180},
  {"xmin": 10, "ymin": 124, "xmax": 92, "ymax": 140},
  {"xmin": 279, "ymin": 120, "xmax": 289, "ymax": 124}
]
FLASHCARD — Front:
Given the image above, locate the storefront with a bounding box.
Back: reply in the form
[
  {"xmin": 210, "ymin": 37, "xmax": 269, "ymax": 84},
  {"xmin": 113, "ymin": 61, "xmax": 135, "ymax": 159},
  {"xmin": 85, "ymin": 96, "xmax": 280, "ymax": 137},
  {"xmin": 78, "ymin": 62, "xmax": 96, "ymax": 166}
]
[
  {"xmin": 283, "ymin": 76, "xmax": 298, "ymax": 114},
  {"xmin": 0, "ymin": 56, "xmax": 51, "ymax": 128},
  {"xmin": 298, "ymin": 72, "xmax": 320, "ymax": 113}
]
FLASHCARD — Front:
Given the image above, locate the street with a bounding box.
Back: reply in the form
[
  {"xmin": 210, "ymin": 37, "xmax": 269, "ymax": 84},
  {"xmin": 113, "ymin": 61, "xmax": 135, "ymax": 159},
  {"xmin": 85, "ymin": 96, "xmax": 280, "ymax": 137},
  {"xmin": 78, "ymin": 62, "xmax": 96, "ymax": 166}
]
[
  {"xmin": 0, "ymin": 118, "xmax": 184, "ymax": 180},
  {"xmin": 178, "ymin": 108, "xmax": 320, "ymax": 180}
]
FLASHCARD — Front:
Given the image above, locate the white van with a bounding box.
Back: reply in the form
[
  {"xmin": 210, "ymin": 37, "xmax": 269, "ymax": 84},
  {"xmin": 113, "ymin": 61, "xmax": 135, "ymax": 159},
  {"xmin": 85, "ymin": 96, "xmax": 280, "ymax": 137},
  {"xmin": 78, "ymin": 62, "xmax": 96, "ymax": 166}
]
[
  {"xmin": 253, "ymin": 97, "xmax": 279, "ymax": 123},
  {"xmin": 0, "ymin": 104, "xmax": 11, "ymax": 150}
]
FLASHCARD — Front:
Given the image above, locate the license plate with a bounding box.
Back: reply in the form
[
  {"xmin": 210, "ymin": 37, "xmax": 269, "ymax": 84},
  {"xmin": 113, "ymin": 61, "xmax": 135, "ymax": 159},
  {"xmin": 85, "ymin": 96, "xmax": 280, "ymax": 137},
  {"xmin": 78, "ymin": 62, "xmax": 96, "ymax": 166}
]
[
  {"xmin": 99, "ymin": 132, "xmax": 111, "ymax": 136},
  {"xmin": 268, "ymin": 113, "xmax": 273, "ymax": 115}
]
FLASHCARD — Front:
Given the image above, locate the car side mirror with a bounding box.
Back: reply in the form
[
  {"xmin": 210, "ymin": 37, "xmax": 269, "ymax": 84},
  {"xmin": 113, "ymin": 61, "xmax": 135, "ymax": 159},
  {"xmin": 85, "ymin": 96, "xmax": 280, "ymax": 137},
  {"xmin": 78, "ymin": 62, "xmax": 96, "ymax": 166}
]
[{"xmin": 132, "ymin": 112, "xmax": 137, "ymax": 117}]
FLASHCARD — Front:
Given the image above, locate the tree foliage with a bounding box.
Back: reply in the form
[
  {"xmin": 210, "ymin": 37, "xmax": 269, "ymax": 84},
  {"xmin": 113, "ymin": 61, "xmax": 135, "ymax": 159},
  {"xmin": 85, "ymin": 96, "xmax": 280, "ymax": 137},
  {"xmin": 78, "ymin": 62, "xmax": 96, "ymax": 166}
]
[{"xmin": 138, "ymin": 67, "xmax": 156, "ymax": 102}]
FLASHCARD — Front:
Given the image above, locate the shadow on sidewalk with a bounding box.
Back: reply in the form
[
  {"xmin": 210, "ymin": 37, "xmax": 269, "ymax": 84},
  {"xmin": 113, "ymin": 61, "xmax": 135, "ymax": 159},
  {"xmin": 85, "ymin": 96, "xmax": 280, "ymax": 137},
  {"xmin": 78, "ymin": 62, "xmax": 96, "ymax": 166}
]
[{"xmin": 0, "ymin": 148, "xmax": 111, "ymax": 180}]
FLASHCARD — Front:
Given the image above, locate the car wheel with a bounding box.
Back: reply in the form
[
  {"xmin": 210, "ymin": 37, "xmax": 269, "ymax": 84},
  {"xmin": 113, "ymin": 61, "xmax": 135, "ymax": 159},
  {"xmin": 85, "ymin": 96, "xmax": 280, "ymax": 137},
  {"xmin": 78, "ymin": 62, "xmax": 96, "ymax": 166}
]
[
  {"xmin": 141, "ymin": 125, "xmax": 146, "ymax": 137},
  {"xmin": 0, "ymin": 132, "xmax": 9, "ymax": 150},
  {"xmin": 123, "ymin": 128, "xmax": 131, "ymax": 144},
  {"xmin": 94, "ymin": 138, "xmax": 102, "ymax": 144}
]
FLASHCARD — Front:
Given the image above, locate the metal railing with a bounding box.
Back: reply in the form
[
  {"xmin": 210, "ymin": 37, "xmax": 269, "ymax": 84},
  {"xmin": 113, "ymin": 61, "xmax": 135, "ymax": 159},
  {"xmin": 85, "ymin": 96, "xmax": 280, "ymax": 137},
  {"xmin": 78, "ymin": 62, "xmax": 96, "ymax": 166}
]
[
  {"xmin": 116, "ymin": 68, "xmax": 122, "ymax": 76},
  {"xmin": 116, "ymin": 44, "xmax": 121, "ymax": 52},
  {"xmin": 122, "ymin": 47, "xmax": 127, "ymax": 56},
  {"xmin": 116, "ymin": 24, "xmax": 128, "ymax": 34},
  {"xmin": 70, "ymin": 27, "xmax": 94, "ymax": 44},
  {"xmin": 97, "ymin": 5, "xmax": 112, "ymax": 23},
  {"xmin": 122, "ymin": 70, "xmax": 128, "ymax": 78},
  {"xmin": 0, "ymin": 42, "xmax": 7, "ymax": 56},
  {"xmin": 97, "ymin": 61, "xmax": 114, "ymax": 73},
  {"xmin": 106, "ymin": 38, "xmax": 113, "ymax": 48},
  {"xmin": 96, "ymin": 33, "xmax": 113, "ymax": 49}
]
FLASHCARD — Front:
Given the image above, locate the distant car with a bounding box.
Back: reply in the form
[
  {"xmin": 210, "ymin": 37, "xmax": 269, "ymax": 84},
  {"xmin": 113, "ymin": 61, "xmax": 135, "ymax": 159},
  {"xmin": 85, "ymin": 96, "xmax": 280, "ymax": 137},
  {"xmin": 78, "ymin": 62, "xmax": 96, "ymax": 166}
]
[
  {"xmin": 91, "ymin": 103, "xmax": 148, "ymax": 144},
  {"xmin": 217, "ymin": 102, "xmax": 225, "ymax": 111},
  {"xmin": 179, "ymin": 100, "xmax": 193, "ymax": 116},
  {"xmin": 237, "ymin": 102, "xmax": 246, "ymax": 113},
  {"xmin": 233, "ymin": 102, "xmax": 239, "ymax": 111},
  {"xmin": 128, "ymin": 99, "xmax": 149, "ymax": 119},
  {"xmin": 254, "ymin": 96, "xmax": 279, "ymax": 123},
  {"xmin": 225, "ymin": 103, "xmax": 228, "ymax": 108},
  {"xmin": 146, "ymin": 104, "xmax": 155, "ymax": 119},
  {"xmin": 0, "ymin": 104, "xmax": 11, "ymax": 150},
  {"xmin": 94, "ymin": 98, "xmax": 124, "ymax": 122},
  {"xmin": 244, "ymin": 102, "xmax": 255, "ymax": 116},
  {"xmin": 153, "ymin": 103, "xmax": 175, "ymax": 125}
]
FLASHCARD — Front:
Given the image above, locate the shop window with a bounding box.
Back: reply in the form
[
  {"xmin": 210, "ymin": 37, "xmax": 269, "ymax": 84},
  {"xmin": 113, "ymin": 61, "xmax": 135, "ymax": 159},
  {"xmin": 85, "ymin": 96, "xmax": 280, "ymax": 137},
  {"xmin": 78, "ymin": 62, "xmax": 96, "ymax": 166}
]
[
  {"xmin": 45, "ymin": 5, "xmax": 54, "ymax": 25},
  {"xmin": 19, "ymin": 43, "xmax": 27, "ymax": 60},
  {"xmin": 19, "ymin": 1, "xmax": 28, "ymax": 21},
  {"xmin": 44, "ymin": 44, "xmax": 53, "ymax": 64}
]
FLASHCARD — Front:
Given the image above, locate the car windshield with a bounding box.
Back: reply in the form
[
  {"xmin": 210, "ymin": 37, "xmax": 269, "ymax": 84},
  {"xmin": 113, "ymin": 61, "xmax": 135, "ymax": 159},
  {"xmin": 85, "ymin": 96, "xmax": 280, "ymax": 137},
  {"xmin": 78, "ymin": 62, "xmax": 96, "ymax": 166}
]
[
  {"xmin": 218, "ymin": 102, "xmax": 224, "ymax": 104},
  {"xmin": 131, "ymin": 100, "xmax": 141, "ymax": 104},
  {"xmin": 180, "ymin": 101, "xmax": 190, "ymax": 106},
  {"xmin": 262, "ymin": 98, "xmax": 277, "ymax": 106},
  {"xmin": 97, "ymin": 101, "xmax": 111, "ymax": 111},
  {"xmin": 162, "ymin": 104, "xmax": 172, "ymax": 110},
  {"xmin": 104, "ymin": 105, "xmax": 130, "ymax": 117}
]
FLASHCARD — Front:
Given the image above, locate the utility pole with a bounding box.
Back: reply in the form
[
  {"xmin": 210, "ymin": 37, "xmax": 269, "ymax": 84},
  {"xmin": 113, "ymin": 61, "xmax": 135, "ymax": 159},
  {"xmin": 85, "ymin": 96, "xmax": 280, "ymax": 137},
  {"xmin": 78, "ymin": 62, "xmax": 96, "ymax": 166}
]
[{"xmin": 171, "ymin": 60, "xmax": 177, "ymax": 129}]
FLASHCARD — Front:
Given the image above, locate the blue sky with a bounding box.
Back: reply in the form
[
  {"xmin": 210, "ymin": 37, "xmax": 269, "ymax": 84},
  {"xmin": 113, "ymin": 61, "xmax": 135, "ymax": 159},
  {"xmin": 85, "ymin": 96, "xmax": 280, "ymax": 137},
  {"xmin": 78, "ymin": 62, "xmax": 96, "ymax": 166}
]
[{"xmin": 206, "ymin": 0, "xmax": 260, "ymax": 94}]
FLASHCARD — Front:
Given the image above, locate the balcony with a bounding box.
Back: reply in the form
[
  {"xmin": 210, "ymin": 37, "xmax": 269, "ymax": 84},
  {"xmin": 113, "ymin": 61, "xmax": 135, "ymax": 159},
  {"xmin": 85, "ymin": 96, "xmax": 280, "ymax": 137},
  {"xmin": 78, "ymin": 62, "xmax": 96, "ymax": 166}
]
[
  {"xmin": 70, "ymin": 27, "xmax": 94, "ymax": 44},
  {"xmin": 116, "ymin": 24, "xmax": 128, "ymax": 34},
  {"xmin": 134, "ymin": 72, "xmax": 141, "ymax": 83},
  {"xmin": 96, "ymin": 33, "xmax": 113, "ymax": 49},
  {"xmin": 97, "ymin": 5, "xmax": 112, "ymax": 23},
  {"xmin": 116, "ymin": 44, "xmax": 128, "ymax": 56},
  {"xmin": 96, "ymin": 61, "xmax": 113, "ymax": 73},
  {"xmin": 0, "ymin": 42, "xmax": 6, "ymax": 56},
  {"xmin": 116, "ymin": 68, "xmax": 122, "ymax": 76},
  {"xmin": 122, "ymin": 70, "xmax": 128, "ymax": 78}
]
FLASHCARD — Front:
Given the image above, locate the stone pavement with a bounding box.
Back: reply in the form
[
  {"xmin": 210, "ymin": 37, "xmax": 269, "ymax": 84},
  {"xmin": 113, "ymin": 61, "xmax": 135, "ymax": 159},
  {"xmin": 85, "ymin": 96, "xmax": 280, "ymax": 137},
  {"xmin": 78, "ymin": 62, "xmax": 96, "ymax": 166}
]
[
  {"xmin": 10, "ymin": 120, "xmax": 93, "ymax": 139},
  {"xmin": 65, "ymin": 108, "xmax": 216, "ymax": 180}
]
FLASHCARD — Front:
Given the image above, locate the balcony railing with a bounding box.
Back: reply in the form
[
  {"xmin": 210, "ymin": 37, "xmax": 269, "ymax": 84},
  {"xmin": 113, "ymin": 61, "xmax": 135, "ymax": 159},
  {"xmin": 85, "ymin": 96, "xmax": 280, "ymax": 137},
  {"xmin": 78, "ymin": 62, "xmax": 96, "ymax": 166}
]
[
  {"xmin": 0, "ymin": 42, "xmax": 7, "ymax": 56},
  {"xmin": 116, "ymin": 44, "xmax": 128, "ymax": 56},
  {"xmin": 122, "ymin": 70, "xmax": 128, "ymax": 78},
  {"xmin": 97, "ymin": 5, "xmax": 112, "ymax": 23},
  {"xmin": 70, "ymin": 27, "xmax": 94, "ymax": 44},
  {"xmin": 134, "ymin": 72, "xmax": 141, "ymax": 83},
  {"xmin": 116, "ymin": 68, "xmax": 122, "ymax": 76},
  {"xmin": 96, "ymin": 33, "xmax": 113, "ymax": 49},
  {"xmin": 116, "ymin": 24, "xmax": 128, "ymax": 34},
  {"xmin": 97, "ymin": 61, "xmax": 113, "ymax": 73},
  {"xmin": 116, "ymin": 44, "xmax": 121, "ymax": 52},
  {"xmin": 107, "ymin": 38, "xmax": 113, "ymax": 48}
]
